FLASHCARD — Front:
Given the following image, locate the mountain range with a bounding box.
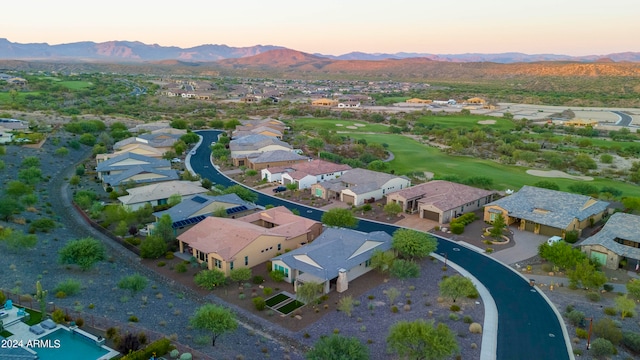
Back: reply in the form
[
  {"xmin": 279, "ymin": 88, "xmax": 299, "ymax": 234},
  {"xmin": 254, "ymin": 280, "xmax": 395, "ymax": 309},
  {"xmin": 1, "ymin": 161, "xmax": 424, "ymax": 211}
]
[{"xmin": 1, "ymin": 38, "xmax": 639, "ymax": 63}]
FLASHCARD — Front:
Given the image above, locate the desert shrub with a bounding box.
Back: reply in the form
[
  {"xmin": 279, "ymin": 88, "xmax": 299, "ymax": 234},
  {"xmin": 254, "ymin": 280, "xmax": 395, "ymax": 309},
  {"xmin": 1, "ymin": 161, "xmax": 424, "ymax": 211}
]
[
  {"xmin": 469, "ymin": 323, "xmax": 482, "ymax": 334},
  {"xmin": 567, "ymin": 310, "xmax": 585, "ymax": 326},
  {"xmin": 590, "ymin": 338, "xmax": 615, "ymax": 358},
  {"xmin": 603, "ymin": 284, "xmax": 614, "ymax": 292},
  {"xmin": 194, "ymin": 269, "xmax": 227, "ymax": 290},
  {"xmin": 252, "ymin": 275, "xmax": 264, "ymax": 284},
  {"xmin": 252, "ymin": 297, "xmax": 266, "ymax": 311},
  {"xmin": 75, "ymin": 318, "xmax": 84, "ymax": 327},
  {"xmin": 564, "ymin": 230, "xmax": 579, "ymax": 244},
  {"xmin": 391, "ymin": 306, "xmax": 398, "ymax": 313},
  {"xmin": 54, "ymin": 278, "xmax": 82, "ymax": 296},
  {"xmin": 269, "ymin": 270, "xmax": 285, "ymax": 282},
  {"xmin": 106, "ymin": 327, "xmax": 118, "ymax": 340},
  {"xmin": 576, "ymin": 328, "xmax": 588, "ymax": 339},
  {"xmin": 448, "ymin": 313, "xmax": 459, "ymax": 321},
  {"xmin": 175, "ymin": 263, "xmax": 188, "ymax": 273},
  {"xmin": 450, "ymin": 304, "xmax": 461, "ymax": 312},
  {"xmin": 157, "ymin": 261, "xmax": 166, "ymax": 267},
  {"xmin": 565, "ymin": 304, "xmax": 575, "ymax": 313},
  {"xmin": 52, "ymin": 309, "xmax": 65, "ymax": 324},
  {"xmin": 390, "ymin": 259, "xmax": 420, "ymax": 279},
  {"xmin": 125, "ymin": 237, "xmax": 141, "ymax": 246},
  {"xmin": 262, "ymin": 287, "xmax": 273, "ymax": 296},
  {"xmin": 604, "ymin": 307, "xmax": 617, "ymax": 316},
  {"xmin": 165, "ymin": 252, "xmax": 175, "ymax": 260},
  {"xmin": 119, "ymin": 338, "xmax": 173, "ymax": 360},
  {"xmin": 593, "ymin": 318, "xmax": 623, "ymax": 345},
  {"xmin": 128, "ymin": 315, "xmax": 139, "ymax": 323},
  {"xmin": 541, "ymin": 263, "xmax": 553, "ymax": 272},
  {"xmin": 55, "ymin": 291, "xmax": 67, "ymax": 298},
  {"xmin": 586, "ymin": 292, "xmax": 601, "ymax": 302},
  {"xmin": 450, "ymin": 222, "xmax": 464, "ymax": 234},
  {"xmin": 622, "ymin": 331, "xmax": 640, "ymax": 353}
]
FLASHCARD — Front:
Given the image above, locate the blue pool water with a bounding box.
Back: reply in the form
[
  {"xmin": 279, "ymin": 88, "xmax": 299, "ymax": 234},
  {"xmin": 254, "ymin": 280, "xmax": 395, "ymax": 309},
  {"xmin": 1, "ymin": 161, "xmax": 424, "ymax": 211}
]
[{"xmin": 33, "ymin": 328, "xmax": 110, "ymax": 360}]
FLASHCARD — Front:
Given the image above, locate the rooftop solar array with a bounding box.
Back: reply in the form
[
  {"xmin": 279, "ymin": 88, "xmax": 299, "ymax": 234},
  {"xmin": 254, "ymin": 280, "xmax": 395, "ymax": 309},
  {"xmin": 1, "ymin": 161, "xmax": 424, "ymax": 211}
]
[
  {"xmin": 172, "ymin": 215, "xmax": 207, "ymax": 228},
  {"xmin": 226, "ymin": 205, "xmax": 248, "ymax": 215},
  {"xmin": 191, "ymin": 196, "xmax": 208, "ymax": 204}
]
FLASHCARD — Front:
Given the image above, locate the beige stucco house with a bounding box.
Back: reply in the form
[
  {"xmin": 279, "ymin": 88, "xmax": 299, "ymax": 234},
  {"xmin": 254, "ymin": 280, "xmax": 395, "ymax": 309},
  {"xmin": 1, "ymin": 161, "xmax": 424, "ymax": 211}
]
[
  {"xmin": 580, "ymin": 212, "xmax": 640, "ymax": 270},
  {"xmin": 176, "ymin": 206, "xmax": 322, "ymax": 275}
]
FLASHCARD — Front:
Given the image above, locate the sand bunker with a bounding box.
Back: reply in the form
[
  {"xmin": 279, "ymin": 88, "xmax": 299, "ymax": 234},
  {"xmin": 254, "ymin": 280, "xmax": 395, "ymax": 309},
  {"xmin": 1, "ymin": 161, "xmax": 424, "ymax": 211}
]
[
  {"xmin": 354, "ymin": 123, "xmax": 366, "ymax": 127},
  {"xmin": 526, "ymin": 169, "xmax": 593, "ymax": 181},
  {"xmin": 478, "ymin": 120, "xmax": 497, "ymax": 125},
  {"xmin": 335, "ymin": 124, "xmax": 344, "ymax": 127},
  {"xmin": 346, "ymin": 126, "xmax": 358, "ymax": 129}
]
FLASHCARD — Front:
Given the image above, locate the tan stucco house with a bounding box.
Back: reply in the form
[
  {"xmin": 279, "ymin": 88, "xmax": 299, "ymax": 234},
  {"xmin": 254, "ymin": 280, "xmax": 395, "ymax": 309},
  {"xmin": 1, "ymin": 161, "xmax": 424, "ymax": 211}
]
[
  {"xmin": 176, "ymin": 206, "xmax": 322, "ymax": 275},
  {"xmin": 483, "ymin": 186, "xmax": 610, "ymax": 237},
  {"xmin": 386, "ymin": 180, "xmax": 495, "ymax": 223},
  {"xmin": 580, "ymin": 213, "xmax": 640, "ymax": 270}
]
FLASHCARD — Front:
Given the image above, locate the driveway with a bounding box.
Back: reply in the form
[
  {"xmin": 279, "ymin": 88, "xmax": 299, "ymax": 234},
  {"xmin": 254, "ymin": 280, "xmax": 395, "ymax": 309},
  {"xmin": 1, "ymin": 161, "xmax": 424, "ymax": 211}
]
[{"xmin": 489, "ymin": 228, "xmax": 548, "ymax": 265}]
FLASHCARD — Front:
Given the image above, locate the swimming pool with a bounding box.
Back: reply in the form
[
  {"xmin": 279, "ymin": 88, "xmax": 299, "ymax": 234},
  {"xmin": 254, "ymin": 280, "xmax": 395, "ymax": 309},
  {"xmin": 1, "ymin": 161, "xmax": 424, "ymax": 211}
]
[{"xmin": 33, "ymin": 328, "xmax": 111, "ymax": 360}]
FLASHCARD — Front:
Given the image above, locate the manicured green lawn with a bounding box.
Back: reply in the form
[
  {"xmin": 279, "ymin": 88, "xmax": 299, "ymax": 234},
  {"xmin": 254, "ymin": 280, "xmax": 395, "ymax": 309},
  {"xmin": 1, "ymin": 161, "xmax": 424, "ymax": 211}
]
[
  {"xmin": 24, "ymin": 308, "xmax": 43, "ymax": 326},
  {"xmin": 265, "ymin": 293, "xmax": 290, "ymax": 307},
  {"xmin": 276, "ymin": 300, "xmax": 304, "ymax": 315},
  {"xmin": 356, "ymin": 133, "xmax": 640, "ymax": 197},
  {"xmin": 415, "ymin": 114, "xmax": 516, "ymax": 131},
  {"xmin": 290, "ymin": 118, "xmax": 390, "ymax": 133}
]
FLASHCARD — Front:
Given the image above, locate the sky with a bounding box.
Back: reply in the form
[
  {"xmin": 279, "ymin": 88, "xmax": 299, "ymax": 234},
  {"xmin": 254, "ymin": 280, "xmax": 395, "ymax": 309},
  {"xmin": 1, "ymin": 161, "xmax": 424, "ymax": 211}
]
[{"xmin": 2, "ymin": 0, "xmax": 639, "ymax": 56}]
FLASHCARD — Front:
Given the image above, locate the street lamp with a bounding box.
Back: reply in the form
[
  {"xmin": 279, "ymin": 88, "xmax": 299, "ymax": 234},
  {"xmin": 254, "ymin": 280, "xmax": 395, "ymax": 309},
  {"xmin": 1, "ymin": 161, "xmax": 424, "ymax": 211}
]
[{"xmin": 585, "ymin": 317, "xmax": 593, "ymax": 350}]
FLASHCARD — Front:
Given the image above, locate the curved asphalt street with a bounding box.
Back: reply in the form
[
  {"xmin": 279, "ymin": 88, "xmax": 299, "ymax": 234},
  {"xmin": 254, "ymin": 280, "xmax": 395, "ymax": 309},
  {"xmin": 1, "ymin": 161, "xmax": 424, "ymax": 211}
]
[
  {"xmin": 613, "ymin": 110, "xmax": 633, "ymax": 127},
  {"xmin": 193, "ymin": 130, "xmax": 572, "ymax": 360}
]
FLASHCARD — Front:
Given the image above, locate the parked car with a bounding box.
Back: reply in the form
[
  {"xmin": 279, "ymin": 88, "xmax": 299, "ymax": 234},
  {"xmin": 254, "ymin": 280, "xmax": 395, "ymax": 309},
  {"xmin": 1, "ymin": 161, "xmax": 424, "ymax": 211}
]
[
  {"xmin": 171, "ymin": 158, "xmax": 181, "ymax": 163},
  {"xmin": 272, "ymin": 186, "xmax": 287, "ymax": 193}
]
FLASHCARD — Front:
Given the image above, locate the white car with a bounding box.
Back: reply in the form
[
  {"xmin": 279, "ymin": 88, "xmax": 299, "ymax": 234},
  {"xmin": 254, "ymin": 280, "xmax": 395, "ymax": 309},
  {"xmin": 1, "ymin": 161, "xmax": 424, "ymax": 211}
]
[{"xmin": 171, "ymin": 158, "xmax": 181, "ymax": 163}]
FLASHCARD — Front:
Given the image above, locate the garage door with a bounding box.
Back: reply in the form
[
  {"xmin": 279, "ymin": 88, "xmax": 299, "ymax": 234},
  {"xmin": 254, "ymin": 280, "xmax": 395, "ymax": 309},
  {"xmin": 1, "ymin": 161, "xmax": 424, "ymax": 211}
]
[
  {"xmin": 343, "ymin": 194, "xmax": 355, "ymax": 205},
  {"xmin": 539, "ymin": 225, "xmax": 562, "ymax": 237},
  {"xmin": 283, "ymin": 178, "xmax": 292, "ymax": 185},
  {"xmin": 590, "ymin": 251, "xmax": 607, "ymax": 266},
  {"xmin": 422, "ymin": 210, "xmax": 440, "ymax": 221}
]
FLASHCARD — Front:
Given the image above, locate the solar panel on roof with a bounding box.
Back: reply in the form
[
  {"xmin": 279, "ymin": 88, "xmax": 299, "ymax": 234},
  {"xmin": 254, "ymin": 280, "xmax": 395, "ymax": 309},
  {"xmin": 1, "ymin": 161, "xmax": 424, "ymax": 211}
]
[
  {"xmin": 172, "ymin": 215, "xmax": 207, "ymax": 228},
  {"xmin": 191, "ymin": 196, "xmax": 208, "ymax": 204},
  {"xmin": 226, "ymin": 205, "xmax": 248, "ymax": 214}
]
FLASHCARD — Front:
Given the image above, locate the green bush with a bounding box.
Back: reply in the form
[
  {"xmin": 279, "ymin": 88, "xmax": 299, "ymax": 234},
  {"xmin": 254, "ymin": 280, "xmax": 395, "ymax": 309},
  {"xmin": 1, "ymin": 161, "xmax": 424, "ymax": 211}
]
[
  {"xmin": 567, "ymin": 310, "xmax": 585, "ymax": 326},
  {"xmin": 463, "ymin": 316, "xmax": 473, "ymax": 324},
  {"xmin": 603, "ymin": 284, "xmax": 614, "ymax": 292},
  {"xmin": 575, "ymin": 328, "xmax": 588, "ymax": 339},
  {"xmin": 194, "ymin": 269, "xmax": 227, "ymax": 290},
  {"xmin": 450, "ymin": 304, "xmax": 461, "ymax": 312},
  {"xmin": 622, "ymin": 331, "xmax": 640, "ymax": 353},
  {"xmin": 52, "ymin": 309, "xmax": 65, "ymax": 324},
  {"xmin": 450, "ymin": 222, "xmax": 464, "ymax": 235},
  {"xmin": 590, "ymin": 338, "xmax": 615, "ymax": 358},
  {"xmin": 54, "ymin": 279, "xmax": 82, "ymax": 296},
  {"xmin": 252, "ymin": 297, "xmax": 266, "ymax": 311},
  {"xmin": 604, "ymin": 307, "xmax": 617, "ymax": 316},
  {"xmin": 448, "ymin": 313, "xmax": 459, "ymax": 321},
  {"xmin": 263, "ymin": 287, "xmax": 273, "ymax": 296},
  {"xmin": 128, "ymin": 315, "xmax": 139, "ymax": 322},
  {"xmin": 564, "ymin": 230, "xmax": 579, "ymax": 244},
  {"xmin": 175, "ymin": 263, "xmax": 188, "ymax": 273},
  {"xmin": 120, "ymin": 338, "xmax": 173, "ymax": 360},
  {"xmin": 269, "ymin": 270, "xmax": 285, "ymax": 282},
  {"xmin": 252, "ymin": 275, "xmax": 264, "ymax": 284},
  {"xmin": 451, "ymin": 213, "xmax": 477, "ymax": 226},
  {"xmin": 594, "ymin": 318, "xmax": 623, "ymax": 345}
]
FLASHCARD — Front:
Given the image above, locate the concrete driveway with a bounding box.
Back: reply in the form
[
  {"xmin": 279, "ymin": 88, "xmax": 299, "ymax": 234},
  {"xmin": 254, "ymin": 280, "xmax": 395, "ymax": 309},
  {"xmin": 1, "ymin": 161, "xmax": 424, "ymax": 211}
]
[{"xmin": 489, "ymin": 228, "xmax": 548, "ymax": 265}]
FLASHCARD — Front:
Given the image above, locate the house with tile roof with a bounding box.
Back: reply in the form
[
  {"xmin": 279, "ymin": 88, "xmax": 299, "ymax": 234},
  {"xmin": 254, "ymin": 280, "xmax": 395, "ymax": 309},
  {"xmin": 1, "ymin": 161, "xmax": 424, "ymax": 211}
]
[
  {"xmin": 271, "ymin": 228, "xmax": 393, "ymax": 294},
  {"xmin": 244, "ymin": 150, "xmax": 308, "ymax": 171},
  {"xmin": 152, "ymin": 193, "xmax": 259, "ymax": 235},
  {"xmin": 310, "ymin": 168, "xmax": 410, "ymax": 206},
  {"xmin": 386, "ymin": 180, "xmax": 495, "ymax": 223},
  {"xmin": 262, "ymin": 159, "xmax": 352, "ymax": 189},
  {"xmin": 580, "ymin": 212, "xmax": 640, "ymax": 270},
  {"xmin": 113, "ymin": 132, "xmax": 184, "ymax": 153},
  {"xmin": 118, "ymin": 180, "xmax": 208, "ymax": 211},
  {"xmin": 229, "ymin": 134, "xmax": 294, "ymax": 167},
  {"xmin": 483, "ymin": 186, "xmax": 610, "ymax": 237},
  {"xmin": 176, "ymin": 206, "xmax": 322, "ymax": 275},
  {"xmin": 96, "ymin": 153, "xmax": 177, "ymax": 189},
  {"xmin": 95, "ymin": 143, "xmax": 166, "ymax": 164}
]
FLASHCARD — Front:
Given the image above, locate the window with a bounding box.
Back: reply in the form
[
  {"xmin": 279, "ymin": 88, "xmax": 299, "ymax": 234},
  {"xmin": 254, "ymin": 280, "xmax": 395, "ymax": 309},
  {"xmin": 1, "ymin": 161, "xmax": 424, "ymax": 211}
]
[
  {"xmin": 245, "ymin": 256, "xmax": 248, "ymax": 266},
  {"xmin": 214, "ymin": 259, "xmax": 222, "ymax": 269},
  {"xmin": 230, "ymin": 261, "xmax": 234, "ymax": 270},
  {"xmin": 489, "ymin": 213, "xmax": 496, "ymax": 221},
  {"xmin": 365, "ymin": 259, "xmax": 371, "ymax": 267},
  {"xmin": 274, "ymin": 264, "xmax": 289, "ymax": 277},
  {"xmin": 277, "ymin": 244, "xmax": 281, "ymax": 251}
]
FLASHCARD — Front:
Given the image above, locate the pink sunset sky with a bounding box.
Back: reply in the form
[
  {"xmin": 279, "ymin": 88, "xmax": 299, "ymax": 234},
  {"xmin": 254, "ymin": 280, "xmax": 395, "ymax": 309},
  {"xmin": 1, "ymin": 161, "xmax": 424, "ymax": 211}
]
[{"xmin": 2, "ymin": 0, "xmax": 638, "ymax": 56}]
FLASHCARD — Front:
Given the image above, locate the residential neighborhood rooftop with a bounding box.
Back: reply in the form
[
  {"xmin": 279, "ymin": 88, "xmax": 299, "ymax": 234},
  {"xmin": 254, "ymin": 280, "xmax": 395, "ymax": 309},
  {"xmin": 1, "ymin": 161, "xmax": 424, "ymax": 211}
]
[{"xmin": 581, "ymin": 212, "xmax": 640, "ymax": 259}]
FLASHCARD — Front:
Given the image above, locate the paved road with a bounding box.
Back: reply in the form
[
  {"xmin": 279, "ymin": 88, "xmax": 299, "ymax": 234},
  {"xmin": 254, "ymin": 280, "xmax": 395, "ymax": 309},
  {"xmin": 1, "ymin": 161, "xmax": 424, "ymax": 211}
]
[
  {"xmin": 613, "ymin": 110, "xmax": 633, "ymax": 126},
  {"xmin": 192, "ymin": 130, "xmax": 573, "ymax": 360}
]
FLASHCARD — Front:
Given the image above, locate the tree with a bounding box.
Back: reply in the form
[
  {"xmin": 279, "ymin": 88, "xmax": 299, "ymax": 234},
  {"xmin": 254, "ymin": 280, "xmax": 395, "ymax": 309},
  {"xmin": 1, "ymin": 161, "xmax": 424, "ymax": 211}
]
[
  {"xmin": 622, "ymin": 197, "xmax": 640, "ymax": 213},
  {"xmin": 6, "ymin": 180, "xmax": 33, "ymax": 197},
  {"xmin": 222, "ymin": 185, "xmax": 258, "ymax": 203},
  {"xmin": 58, "ymin": 237, "xmax": 106, "ymax": 271},
  {"xmin": 538, "ymin": 242, "xmax": 586, "ymax": 270},
  {"xmin": 627, "ymin": 279, "xmax": 640, "ymax": 300},
  {"xmin": 489, "ymin": 213, "xmax": 506, "ymax": 239},
  {"xmin": 439, "ymin": 275, "xmax": 478, "ymax": 302},
  {"xmin": 194, "ymin": 269, "xmax": 227, "ymax": 290},
  {"xmin": 386, "ymin": 287, "xmax": 400, "ymax": 305},
  {"xmin": 370, "ymin": 250, "xmax": 396, "ymax": 274},
  {"xmin": 118, "ymin": 273, "xmax": 148, "ymax": 296},
  {"xmin": 590, "ymin": 338, "xmax": 615, "ymax": 358},
  {"xmin": 167, "ymin": 193, "xmax": 182, "ymax": 207},
  {"xmin": 321, "ymin": 208, "xmax": 358, "ymax": 228},
  {"xmin": 296, "ymin": 281, "xmax": 324, "ymax": 305},
  {"xmin": 229, "ymin": 268, "xmax": 252, "ymax": 286},
  {"xmin": 567, "ymin": 259, "xmax": 607, "ymax": 290},
  {"xmin": 307, "ymin": 138, "xmax": 324, "ymax": 153},
  {"xmin": 383, "ymin": 202, "xmax": 402, "ymax": 218},
  {"xmin": 153, "ymin": 214, "xmax": 175, "ymax": 243},
  {"xmin": 190, "ymin": 304, "xmax": 237, "ymax": 347},
  {"xmin": 387, "ymin": 320, "xmax": 459, "ymax": 360},
  {"xmin": 367, "ymin": 160, "xmax": 389, "ymax": 172},
  {"xmin": 391, "ymin": 228, "xmax": 437, "ymax": 261},
  {"xmin": 18, "ymin": 167, "xmax": 43, "ymax": 186},
  {"xmin": 614, "ymin": 295, "xmax": 636, "ymax": 320},
  {"xmin": 0, "ymin": 197, "xmax": 24, "ymax": 221},
  {"xmin": 139, "ymin": 235, "xmax": 167, "ymax": 259},
  {"xmin": 21, "ymin": 156, "xmax": 40, "ymax": 168},
  {"xmin": 306, "ymin": 334, "xmax": 369, "ymax": 360}
]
